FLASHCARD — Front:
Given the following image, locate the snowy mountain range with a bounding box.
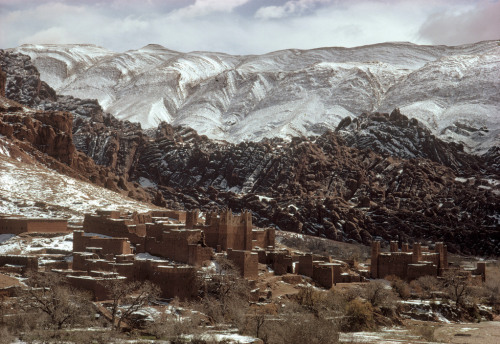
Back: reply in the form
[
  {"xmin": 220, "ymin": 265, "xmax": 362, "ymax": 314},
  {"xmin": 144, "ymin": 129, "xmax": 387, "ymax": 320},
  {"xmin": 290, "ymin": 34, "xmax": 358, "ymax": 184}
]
[{"xmin": 12, "ymin": 41, "xmax": 500, "ymax": 153}]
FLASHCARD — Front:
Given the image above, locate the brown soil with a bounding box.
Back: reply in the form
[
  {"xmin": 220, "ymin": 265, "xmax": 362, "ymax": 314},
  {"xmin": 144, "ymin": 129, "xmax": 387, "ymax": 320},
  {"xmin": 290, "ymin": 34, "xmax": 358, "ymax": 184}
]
[
  {"xmin": 433, "ymin": 320, "xmax": 500, "ymax": 344},
  {"xmin": 0, "ymin": 272, "xmax": 21, "ymax": 288}
]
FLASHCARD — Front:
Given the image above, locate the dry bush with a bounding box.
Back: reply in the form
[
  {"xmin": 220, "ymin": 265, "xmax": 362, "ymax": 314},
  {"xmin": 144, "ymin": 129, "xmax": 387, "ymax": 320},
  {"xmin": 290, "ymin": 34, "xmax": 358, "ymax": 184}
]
[
  {"xmin": 147, "ymin": 312, "xmax": 202, "ymax": 341},
  {"xmin": 257, "ymin": 308, "xmax": 338, "ymax": 344},
  {"xmin": 343, "ymin": 298, "xmax": 375, "ymax": 332},
  {"xmin": 0, "ymin": 327, "xmax": 13, "ymax": 344},
  {"xmin": 386, "ymin": 275, "xmax": 411, "ymax": 300},
  {"xmin": 99, "ymin": 278, "xmax": 160, "ymax": 330},
  {"xmin": 194, "ymin": 256, "xmax": 251, "ymax": 326},
  {"xmin": 410, "ymin": 275, "xmax": 441, "ymax": 299},
  {"xmin": 362, "ymin": 280, "xmax": 399, "ymax": 309},
  {"xmin": 441, "ymin": 271, "xmax": 473, "ymax": 306},
  {"xmin": 21, "ymin": 271, "xmax": 94, "ymax": 330}
]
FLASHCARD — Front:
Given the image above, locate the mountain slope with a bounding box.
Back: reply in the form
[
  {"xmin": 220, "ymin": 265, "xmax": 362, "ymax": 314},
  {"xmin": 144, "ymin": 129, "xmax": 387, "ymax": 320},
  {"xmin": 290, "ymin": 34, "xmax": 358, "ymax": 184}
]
[{"xmin": 12, "ymin": 41, "xmax": 500, "ymax": 153}]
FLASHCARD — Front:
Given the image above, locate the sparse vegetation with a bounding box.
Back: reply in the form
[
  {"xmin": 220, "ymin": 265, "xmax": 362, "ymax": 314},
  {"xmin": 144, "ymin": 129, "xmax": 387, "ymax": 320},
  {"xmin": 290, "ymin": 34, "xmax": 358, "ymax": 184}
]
[{"xmin": 99, "ymin": 278, "xmax": 160, "ymax": 330}]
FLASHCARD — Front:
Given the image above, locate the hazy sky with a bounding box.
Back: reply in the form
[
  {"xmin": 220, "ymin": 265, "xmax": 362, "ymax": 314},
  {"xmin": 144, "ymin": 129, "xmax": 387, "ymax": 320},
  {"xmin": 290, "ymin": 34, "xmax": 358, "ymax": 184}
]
[{"xmin": 1, "ymin": 0, "xmax": 499, "ymax": 54}]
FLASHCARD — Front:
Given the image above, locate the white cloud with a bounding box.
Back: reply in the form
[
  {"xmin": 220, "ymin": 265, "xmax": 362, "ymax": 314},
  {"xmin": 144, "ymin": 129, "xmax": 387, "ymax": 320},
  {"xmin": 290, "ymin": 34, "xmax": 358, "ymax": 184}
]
[
  {"xmin": 20, "ymin": 27, "xmax": 75, "ymax": 45},
  {"xmin": 419, "ymin": 0, "xmax": 500, "ymax": 45},
  {"xmin": 0, "ymin": 0, "xmax": 496, "ymax": 55},
  {"xmin": 255, "ymin": 0, "xmax": 329, "ymax": 19},
  {"xmin": 170, "ymin": 0, "xmax": 251, "ymax": 18}
]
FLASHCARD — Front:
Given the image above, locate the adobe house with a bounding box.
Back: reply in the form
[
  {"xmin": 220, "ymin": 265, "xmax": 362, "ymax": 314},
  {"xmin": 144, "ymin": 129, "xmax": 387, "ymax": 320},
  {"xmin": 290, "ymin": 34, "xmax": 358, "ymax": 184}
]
[
  {"xmin": 144, "ymin": 228, "xmax": 213, "ymax": 266},
  {"xmin": 73, "ymin": 230, "xmax": 133, "ymax": 256},
  {"xmin": 227, "ymin": 249, "xmax": 259, "ymax": 279},
  {"xmin": 368, "ymin": 240, "xmax": 487, "ymax": 282},
  {"xmin": 0, "ymin": 216, "xmax": 68, "ymax": 234},
  {"xmin": 0, "ymin": 255, "xmax": 38, "ymax": 272},
  {"xmin": 191, "ymin": 209, "xmax": 275, "ymax": 251}
]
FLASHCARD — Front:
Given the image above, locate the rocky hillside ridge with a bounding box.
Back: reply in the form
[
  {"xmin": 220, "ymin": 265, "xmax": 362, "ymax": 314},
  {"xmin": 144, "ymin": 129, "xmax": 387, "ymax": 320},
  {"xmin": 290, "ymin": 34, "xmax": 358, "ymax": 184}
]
[
  {"xmin": 11, "ymin": 41, "xmax": 500, "ymax": 154},
  {"xmin": 132, "ymin": 124, "xmax": 499, "ymax": 256},
  {"xmin": 0, "ymin": 94, "xmax": 151, "ymax": 203},
  {"xmin": 335, "ymin": 111, "xmax": 498, "ymax": 176},
  {"xmin": 0, "ymin": 50, "xmax": 498, "ymax": 256}
]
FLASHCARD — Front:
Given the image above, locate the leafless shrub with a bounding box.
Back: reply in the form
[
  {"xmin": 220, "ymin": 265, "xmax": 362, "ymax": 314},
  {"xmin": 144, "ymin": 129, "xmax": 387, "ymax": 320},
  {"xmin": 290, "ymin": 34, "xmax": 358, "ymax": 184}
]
[
  {"xmin": 194, "ymin": 256, "xmax": 251, "ymax": 326},
  {"xmin": 343, "ymin": 298, "xmax": 375, "ymax": 332},
  {"xmin": 20, "ymin": 271, "xmax": 94, "ymax": 330},
  {"xmin": 362, "ymin": 280, "xmax": 398, "ymax": 309},
  {"xmin": 386, "ymin": 275, "xmax": 411, "ymax": 300},
  {"xmin": 441, "ymin": 271, "xmax": 473, "ymax": 306},
  {"xmin": 410, "ymin": 275, "xmax": 441, "ymax": 299},
  {"xmin": 99, "ymin": 278, "xmax": 160, "ymax": 330},
  {"xmin": 147, "ymin": 312, "xmax": 202, "ymax": 341}
]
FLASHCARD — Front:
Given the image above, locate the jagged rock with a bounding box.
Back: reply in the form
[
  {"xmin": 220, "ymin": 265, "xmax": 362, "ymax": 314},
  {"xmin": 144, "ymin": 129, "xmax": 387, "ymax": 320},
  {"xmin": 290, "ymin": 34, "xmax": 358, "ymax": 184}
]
[{"xmin": 0, "ymin": 65, "xmax": 6, "ymax": 97}]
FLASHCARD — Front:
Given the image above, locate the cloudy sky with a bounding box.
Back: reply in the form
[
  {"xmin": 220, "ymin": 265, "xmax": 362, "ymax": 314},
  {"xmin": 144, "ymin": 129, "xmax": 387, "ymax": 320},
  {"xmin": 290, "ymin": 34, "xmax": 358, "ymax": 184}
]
[{"xmin": 0, "ymin": 0, "xmax": 498, "ymax": 54}]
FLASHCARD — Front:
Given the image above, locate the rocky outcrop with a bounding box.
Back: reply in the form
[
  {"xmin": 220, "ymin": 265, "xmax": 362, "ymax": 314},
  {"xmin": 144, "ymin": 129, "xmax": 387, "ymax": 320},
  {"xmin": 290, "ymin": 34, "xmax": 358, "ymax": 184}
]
[
  {"xmin": 0, "ymin": 50, "xmax": 56, "ymax": 107},
  {"xmin": 0, "ymin": 65, "xmax": 6, "ymax": 97},
  {"xmin": 0, "ymin": 95, "xmax": 150, "ymax": 202},
  {"xmin": 336, "ymin": 109, "xmax": 495, "ymax": 175},
  {"xmin": 127, "ymin": 127, "xmax": 499, "ymax": 255}
]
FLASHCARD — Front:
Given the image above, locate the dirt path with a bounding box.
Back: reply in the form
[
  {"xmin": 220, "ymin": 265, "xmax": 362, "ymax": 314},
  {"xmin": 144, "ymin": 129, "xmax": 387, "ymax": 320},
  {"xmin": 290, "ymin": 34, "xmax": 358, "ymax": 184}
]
[{"xmin": 434, "ymin": 320, "xmax": 500, "ymax": 344}]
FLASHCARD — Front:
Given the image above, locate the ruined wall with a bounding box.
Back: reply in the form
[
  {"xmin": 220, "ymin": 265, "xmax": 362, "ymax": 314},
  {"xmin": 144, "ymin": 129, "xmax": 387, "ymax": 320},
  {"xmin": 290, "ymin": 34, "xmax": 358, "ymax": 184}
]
[
  {"xmin": 133, "ymin": 261, "xmax": 197, "ymax": 299},
  {"xmin": 152, "ymin": 210, "xmax": 186, "ymax": 222},
  {"xmin": 73, "ymin": 230, "xmax": 132, "ymax": 256},
  {"xmin": 185, "ymin": 210, "xmax": 198, "ymax": 229},
  {"xmin": 407, "ymin": 263, "xmax": 438, "ymax": 280},
  {"xmin": 0, "ymin": 217, "xmax": 68, "ymax": 234},
  {"xmin": 377, "ymin": 253, "xmax": 413, "ymax": 280},
  {"xmin": 67, "ymin": 276, "xmax": 123, "ymax": 301},
  {"xmin": 298, "ymin": 254, "xmax": 313, "ymax": 277},
  {"xmin": 204, "ymin": 210, "xmax": 252, "ymax": 251},
  {"xmin": 188, "ymin": 244, "xmax": 214, "ymax": 266},
  {"xmin": 252, "ymin": 227, "xmax": 275, "ymax": 249},
  {"xmin": 83, "ymin": 214, "xmax": 145, "ymax": 245},
  {"xmin": 227, "ymin": 249, "xmax": 258, "ymax": 279},
  {"xmin": 145, "ymin": 229, "xmax": 211, "ymax": 265},
  {"xmin": 475, "ymin": 262, "xmax": 486, "ymax": 282},
  {"xmin": 0, "ymin": 254, "xmax": 38, "ymax": 271},
  {"xmin": 95, "ymin": 210, "xmax": 121, "ymax": 219},
  {"xmin": 312, "ymin": 263, "xmax": 335, "ymax": 289},
  {"xmin": 371, "ymin": 241, "xmax": 448, "ymax": 281}
]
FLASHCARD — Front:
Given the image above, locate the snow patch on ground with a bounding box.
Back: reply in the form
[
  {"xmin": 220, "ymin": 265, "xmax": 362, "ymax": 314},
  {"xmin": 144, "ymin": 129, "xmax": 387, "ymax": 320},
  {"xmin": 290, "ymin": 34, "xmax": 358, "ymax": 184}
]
[{"xmin": 0, "ymin": 154, "xmax": 159, "ymax": 222}]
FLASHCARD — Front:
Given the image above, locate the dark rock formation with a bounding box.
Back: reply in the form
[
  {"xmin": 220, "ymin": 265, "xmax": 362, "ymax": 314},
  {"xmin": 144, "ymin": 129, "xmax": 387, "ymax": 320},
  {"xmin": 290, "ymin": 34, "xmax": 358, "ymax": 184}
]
[
  {"xmin": 336, "ymin": 109, "xmax": 494, "ymax": 175},
  {"xmin": 0, "ymin": 65, "xmax": 6, "ymax": 97}
]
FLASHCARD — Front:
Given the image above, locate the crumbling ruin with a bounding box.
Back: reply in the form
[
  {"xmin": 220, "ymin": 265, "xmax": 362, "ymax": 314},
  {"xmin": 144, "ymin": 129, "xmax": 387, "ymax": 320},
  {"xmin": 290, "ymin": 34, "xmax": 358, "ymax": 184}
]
[{"xmin": 371, "ymin": 240, "xmax": 486, "ymax": 282}]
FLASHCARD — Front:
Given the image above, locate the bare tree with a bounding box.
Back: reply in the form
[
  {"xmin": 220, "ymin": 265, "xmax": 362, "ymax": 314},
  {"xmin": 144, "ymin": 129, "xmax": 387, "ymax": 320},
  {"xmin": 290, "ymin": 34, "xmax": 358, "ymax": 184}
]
[
  {"xmin": 442, "ymin": 270, "xmax": 472, "ymax": 306},
  {"xmin": 21, "ymin": 272, "xmax": 93, "ymax": 330},
  {"xmin": 410, "ymin": 275, "xmax": 441, "ymax": 299},
  {"xmin": 99, "ymin": 278, "xmax": 160, "ymax": 330},
  {"xmin": 196, "ymin": 256, "xmax": 250, "ymax": 324},
  {"xmin": 362, "ymin": 280, "xmax": 398, "ymax": 308}
]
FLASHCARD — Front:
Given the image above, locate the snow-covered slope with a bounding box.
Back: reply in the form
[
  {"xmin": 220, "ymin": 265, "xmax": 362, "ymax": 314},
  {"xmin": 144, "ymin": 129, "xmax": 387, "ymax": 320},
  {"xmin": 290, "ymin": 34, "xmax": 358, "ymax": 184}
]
[
  {"xmin": 12, "ymin": 41, "xmax": 500, "ymax": 152},
  {"xmin": 0, "ymin": 139, "xmax": 158, "ymax": 222}
]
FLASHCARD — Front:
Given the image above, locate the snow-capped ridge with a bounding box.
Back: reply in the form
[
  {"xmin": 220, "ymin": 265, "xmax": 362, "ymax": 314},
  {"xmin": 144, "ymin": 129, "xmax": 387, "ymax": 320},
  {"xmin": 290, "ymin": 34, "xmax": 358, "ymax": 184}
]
[{"xmin": 11, "ymin": 40, "xmax": 500, "ymax": 153}]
